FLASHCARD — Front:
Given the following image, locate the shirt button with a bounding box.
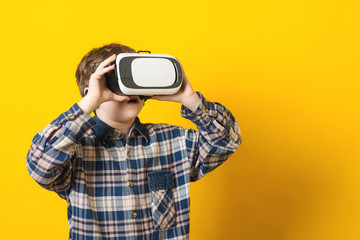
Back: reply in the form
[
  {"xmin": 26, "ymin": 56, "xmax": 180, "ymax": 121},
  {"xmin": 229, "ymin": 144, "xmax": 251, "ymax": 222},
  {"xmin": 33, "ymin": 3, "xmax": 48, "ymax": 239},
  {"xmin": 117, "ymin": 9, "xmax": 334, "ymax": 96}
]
[
  {"xmin": 127, "ymin": 151, "xmax": 131, "ymax": 158},
  {"xmin": 67, "ymin": 113, "xmax": 73, "ymax": 117},
  {"xmin": 132, "ymin": 211, "xmax": 137, "ymax": 218},
  {"xmin": 129, "ymin": 182, "xmax": 134, "ymax": 187}
]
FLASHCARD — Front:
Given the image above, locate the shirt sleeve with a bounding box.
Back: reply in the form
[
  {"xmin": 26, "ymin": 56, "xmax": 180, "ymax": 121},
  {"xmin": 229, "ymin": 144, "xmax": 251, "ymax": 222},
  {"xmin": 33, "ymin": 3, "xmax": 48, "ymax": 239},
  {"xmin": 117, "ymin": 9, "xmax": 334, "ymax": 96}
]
[
  {"xmin": 180, "ymin": 91, "xmax": 242, "ymax": 181},
  {"xmin": 26, "ymin": 103, "xmax": 97, "ymax": 196}
]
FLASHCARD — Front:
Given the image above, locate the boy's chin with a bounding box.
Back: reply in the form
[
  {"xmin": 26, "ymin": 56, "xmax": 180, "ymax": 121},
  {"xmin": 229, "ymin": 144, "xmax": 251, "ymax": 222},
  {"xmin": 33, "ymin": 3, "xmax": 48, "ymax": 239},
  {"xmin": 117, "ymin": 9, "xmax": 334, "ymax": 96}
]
[
  {"xmin": 112, "ymin": 110, "xmax": 140, "ymax": 123},
  {"xmin": 110, "ymin": 116, "xmax": 136, "ymax": 124}
]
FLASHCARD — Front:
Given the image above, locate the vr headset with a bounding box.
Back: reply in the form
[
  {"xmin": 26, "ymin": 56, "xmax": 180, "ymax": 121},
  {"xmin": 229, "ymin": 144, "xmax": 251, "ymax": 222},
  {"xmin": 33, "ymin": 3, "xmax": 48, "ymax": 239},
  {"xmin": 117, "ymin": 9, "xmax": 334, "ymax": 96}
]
[{"xmin": 105, "ymin": 51, "xmax": 183, "ymax": 100}]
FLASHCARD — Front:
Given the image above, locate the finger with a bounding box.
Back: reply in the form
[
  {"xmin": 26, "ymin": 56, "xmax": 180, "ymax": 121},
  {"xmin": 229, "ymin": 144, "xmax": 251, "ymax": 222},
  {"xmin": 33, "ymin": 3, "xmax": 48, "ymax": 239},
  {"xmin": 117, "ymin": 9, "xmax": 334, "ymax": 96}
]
[
  {"xmin": 96, "ymin": 64, "xmax": 115, "ymax": 76},
  {"xmin": 97, "ymin": 54, "xmax": 116, "ymax": 70},
  {"xmin": 101, "ymin": 54, "xmax": 116, "ymax": 68},
  {"xmin": 100, "ymin": 64, "xmax": 115, "ymax": 74}
]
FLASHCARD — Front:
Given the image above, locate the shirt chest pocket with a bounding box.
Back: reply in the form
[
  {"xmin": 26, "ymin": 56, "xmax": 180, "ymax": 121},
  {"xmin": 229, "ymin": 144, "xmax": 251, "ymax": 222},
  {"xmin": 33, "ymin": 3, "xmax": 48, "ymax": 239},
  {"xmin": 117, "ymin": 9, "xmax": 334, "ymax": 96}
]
[{"xmin": 147, "ymin": 170, "xmax": 177, "ymax": 230}]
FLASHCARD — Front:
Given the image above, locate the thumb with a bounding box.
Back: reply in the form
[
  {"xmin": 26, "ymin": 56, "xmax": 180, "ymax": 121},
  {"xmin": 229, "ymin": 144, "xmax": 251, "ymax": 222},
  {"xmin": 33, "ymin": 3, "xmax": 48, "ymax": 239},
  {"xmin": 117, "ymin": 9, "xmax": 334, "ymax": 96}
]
[
  {"xmin": 112, "ymin": 94, "xmax": 131, "ymax": 102},
  {"xmin": 151, "ymin": 95, "xmax": 168, "ymax": 101}
]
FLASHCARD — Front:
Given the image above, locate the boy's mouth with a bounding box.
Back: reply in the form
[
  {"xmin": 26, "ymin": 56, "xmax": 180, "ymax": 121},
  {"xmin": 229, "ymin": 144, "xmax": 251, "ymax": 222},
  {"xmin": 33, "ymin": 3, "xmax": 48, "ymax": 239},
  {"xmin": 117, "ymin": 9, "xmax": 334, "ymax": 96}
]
[{"xmin": 127, "ymin": 96, "xmax": 140, "ymax": 104}]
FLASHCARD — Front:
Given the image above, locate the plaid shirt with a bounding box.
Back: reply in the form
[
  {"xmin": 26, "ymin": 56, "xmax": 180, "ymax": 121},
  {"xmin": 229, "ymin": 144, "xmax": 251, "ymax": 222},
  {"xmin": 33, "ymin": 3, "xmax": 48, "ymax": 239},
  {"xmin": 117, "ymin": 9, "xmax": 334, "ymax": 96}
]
[{"xmin": 26, "ymin": 91, "xmax": 242, "ymax": 240}]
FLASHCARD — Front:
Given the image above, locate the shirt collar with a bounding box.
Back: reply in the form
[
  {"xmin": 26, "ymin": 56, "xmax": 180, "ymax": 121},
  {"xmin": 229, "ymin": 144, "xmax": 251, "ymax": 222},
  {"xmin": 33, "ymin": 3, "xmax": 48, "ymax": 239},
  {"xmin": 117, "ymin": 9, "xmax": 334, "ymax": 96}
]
[{"xmin": 92, "ymin": 115, "xmax": 150, "ymax": 143}]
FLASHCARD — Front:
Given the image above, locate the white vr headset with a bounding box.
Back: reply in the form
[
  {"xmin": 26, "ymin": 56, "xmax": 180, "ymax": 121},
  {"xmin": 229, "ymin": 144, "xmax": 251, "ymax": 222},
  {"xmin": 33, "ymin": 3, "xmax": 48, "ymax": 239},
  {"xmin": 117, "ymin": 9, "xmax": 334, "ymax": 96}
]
[{"xmin": 105, "ymin": 51, "xmax": 183, "ymax": 100}]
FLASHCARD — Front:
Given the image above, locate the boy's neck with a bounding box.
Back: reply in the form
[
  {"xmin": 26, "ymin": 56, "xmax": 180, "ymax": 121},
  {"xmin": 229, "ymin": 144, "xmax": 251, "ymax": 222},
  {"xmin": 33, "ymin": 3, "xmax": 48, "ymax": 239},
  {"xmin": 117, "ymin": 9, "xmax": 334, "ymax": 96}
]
[{"xmin": 97, "ymin": 114, "xmax": 136, "ymax": 140}]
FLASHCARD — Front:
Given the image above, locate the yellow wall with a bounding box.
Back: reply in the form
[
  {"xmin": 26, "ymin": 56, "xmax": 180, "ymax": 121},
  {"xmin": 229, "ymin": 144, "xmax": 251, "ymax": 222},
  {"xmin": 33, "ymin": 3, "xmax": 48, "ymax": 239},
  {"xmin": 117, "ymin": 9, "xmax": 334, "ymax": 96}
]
[{"xmin": 1, "ymin": 0, "xmax": 359, "ymax": 239}]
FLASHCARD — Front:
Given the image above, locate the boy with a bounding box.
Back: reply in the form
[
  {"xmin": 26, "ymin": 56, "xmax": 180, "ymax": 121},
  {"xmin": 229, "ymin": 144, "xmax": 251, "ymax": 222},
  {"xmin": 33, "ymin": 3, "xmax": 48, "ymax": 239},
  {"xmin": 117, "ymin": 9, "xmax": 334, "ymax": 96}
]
[{"xmin": 26, "ymin": 42, "xmax": 242, "ymax": 240}]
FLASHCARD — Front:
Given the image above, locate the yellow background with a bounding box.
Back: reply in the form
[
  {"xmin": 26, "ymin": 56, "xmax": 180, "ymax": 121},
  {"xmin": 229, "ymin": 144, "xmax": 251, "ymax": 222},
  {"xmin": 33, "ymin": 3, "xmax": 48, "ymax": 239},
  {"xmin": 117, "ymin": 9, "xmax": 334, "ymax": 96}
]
[{"xmin": 0, "ymin": 0, "xmax": 359, "ymax": 239}]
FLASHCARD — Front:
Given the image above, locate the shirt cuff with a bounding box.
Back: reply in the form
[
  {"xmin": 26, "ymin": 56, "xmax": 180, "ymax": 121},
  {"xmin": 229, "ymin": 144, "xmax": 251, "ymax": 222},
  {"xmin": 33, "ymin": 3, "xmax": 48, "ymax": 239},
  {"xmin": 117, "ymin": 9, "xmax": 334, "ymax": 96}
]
[
  {"xmin": 45, "ymin": 103, "xmax": 97, "ymax": 145},
  {"xmin": 180, "ymin": 91, "xmax": 217, "ymax": 126}
]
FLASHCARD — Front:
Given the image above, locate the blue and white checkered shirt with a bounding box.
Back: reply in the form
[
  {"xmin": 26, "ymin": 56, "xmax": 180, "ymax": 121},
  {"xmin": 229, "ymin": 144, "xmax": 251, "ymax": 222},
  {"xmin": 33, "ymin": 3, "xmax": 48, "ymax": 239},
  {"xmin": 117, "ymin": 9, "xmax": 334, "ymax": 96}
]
[{"xmin": 26, "ymin": 91, "xmax": 242, "ymax": 240}]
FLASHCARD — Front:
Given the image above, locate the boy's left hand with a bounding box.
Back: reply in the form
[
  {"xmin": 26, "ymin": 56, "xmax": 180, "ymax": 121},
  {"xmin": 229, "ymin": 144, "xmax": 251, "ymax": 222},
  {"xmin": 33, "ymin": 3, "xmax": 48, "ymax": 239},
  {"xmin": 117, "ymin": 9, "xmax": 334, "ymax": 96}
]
[{"xmin": 151, "ymin": 59, "xmax": 202, "ymax": 112}]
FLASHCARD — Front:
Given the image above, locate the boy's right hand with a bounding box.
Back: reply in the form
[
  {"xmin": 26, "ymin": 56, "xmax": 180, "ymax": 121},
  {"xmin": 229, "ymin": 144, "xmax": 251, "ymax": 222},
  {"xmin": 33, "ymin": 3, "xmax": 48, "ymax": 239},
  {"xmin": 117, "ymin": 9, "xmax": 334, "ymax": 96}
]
[{"xmin": 78, "ymin": 54, "xmax": 131, "ymax": 115}]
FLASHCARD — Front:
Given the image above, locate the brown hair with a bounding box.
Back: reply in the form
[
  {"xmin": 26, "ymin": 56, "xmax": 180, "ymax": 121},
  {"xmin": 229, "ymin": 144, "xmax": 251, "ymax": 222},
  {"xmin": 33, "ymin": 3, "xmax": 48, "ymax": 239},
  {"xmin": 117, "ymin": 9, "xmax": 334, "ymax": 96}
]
[{"xmin": 75, "ymin": 42, "xmax": 137, "ymax": 97}]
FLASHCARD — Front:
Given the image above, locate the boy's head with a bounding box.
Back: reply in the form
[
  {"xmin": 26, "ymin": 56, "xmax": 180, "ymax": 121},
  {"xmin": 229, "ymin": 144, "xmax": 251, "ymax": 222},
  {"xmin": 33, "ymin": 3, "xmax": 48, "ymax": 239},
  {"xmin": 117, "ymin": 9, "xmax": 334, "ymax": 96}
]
[
  {"xmin": 75, "ymin": 43, "xmax": 146, "ymax": 123},
  {"xmin": 75, "ymin": 42, "xmax": 136, "ymax": 98}
]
